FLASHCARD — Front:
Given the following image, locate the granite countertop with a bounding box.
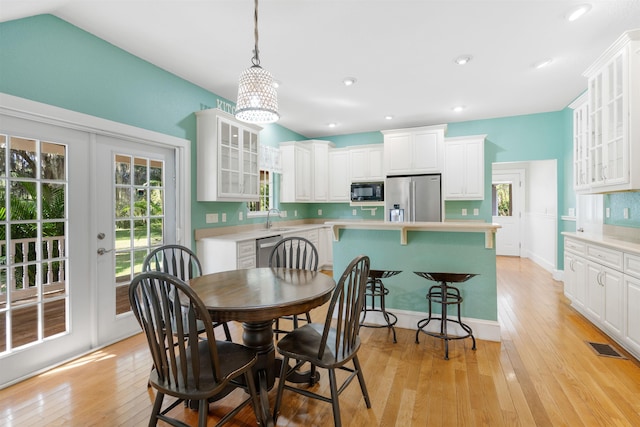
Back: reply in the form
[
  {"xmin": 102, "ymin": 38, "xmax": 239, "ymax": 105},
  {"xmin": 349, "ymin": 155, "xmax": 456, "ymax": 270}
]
[{"xmin": 562, "ymin": 231, "xmax": 640, "ymax": 255}]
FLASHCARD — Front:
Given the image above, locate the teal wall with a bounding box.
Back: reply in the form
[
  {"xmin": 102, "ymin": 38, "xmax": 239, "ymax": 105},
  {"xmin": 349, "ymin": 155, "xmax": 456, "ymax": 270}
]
[{"xmin": 332, "ymin": 229, "xmax": 497, "ymax": 320}]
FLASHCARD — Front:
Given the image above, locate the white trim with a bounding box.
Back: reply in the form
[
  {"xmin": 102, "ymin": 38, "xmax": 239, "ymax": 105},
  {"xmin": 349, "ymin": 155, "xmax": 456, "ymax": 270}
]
[{"xmin": 0, "ymin": 93, "xmax": 191, "ymax": 247}]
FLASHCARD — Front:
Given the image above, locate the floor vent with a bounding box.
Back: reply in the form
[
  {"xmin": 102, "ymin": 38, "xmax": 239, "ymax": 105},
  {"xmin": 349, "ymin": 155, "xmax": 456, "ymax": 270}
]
[{"xmin": 586, "ymin": 341, "xmax": 626, "ymax": 359}]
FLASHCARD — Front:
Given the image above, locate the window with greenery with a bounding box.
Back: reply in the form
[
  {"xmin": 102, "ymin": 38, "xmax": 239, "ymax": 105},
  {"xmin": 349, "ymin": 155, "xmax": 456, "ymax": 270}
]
[
  {"xmin": 247, "ymin": 170, "xmax": 272, "ymax": 213},
  {"xmin": 492, "ymin": 183, "xmax": 512, "ymax": 216}
]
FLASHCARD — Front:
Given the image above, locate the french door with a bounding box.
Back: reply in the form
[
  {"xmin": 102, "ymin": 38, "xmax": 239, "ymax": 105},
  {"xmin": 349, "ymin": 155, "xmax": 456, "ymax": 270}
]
[
  {"xmin": 0, "ymin": 94, "xmax": 190, "ymax": 386},
  {"xmin": 0, "ymin": 114, "xmax": 93, "ymax": 387},
  {"xmin": 492, "ymin": 170, "xmax": 524, "ymax": 256},
  {"xmin": 95, "ymin": 136, "xmax": 176, "ymax": 345}
]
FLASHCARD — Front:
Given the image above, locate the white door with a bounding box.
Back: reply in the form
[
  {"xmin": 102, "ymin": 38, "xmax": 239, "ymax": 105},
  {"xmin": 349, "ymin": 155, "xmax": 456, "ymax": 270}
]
[
  {"xmin": 0, "ymin": 114, "xmax": 93, "ymax": 386},
  {"xmin": 492, "ymin": 170, "xmax": 524, "ymax": 256},
  {"xmin": 95, "ymin": 136, "xmax": 176, "ymax": 345}
]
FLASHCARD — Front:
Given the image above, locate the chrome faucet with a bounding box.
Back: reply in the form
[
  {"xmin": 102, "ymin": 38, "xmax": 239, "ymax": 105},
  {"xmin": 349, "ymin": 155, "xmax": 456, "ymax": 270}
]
[{"xmin": 266, "ymin": 208, "xmax": 281, "ymax": 229}]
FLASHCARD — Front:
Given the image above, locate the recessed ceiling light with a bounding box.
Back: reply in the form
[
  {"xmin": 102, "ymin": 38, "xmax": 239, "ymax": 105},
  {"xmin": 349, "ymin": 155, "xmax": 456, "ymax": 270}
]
[
  {"xmin": 533, "ymin": 59, "xmax": 553, "ymax": 69},
  {"xmin": 328, "ymin": 122, "xmax": 337, "ymax": 128},
  {"xmin": 452, "ymin": 106, "xmax": 465, "ymax": 113},
  {"xmin": 566, "ymin": 4, "xmax": 592, "ymax": 22},
  {"xmin": 385, "ymin": 115, "xmax": 394, "ymax": 120},
  {"xmin": 342, "ymin": 77, "xmax": 357, "ymax": 86},
  {"xmin": 454, "ymin": 55, "xmax": 473, "ymax": 65}
]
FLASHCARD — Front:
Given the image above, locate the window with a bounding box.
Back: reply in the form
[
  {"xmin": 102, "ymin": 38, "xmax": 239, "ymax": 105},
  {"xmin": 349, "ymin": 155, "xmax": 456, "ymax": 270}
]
[
  {"xmin": 247, "ymin": 170, "xmax": 272, "ymax": 213},
  {"xmin": 492, "ymin": 183, "xmax": 512, "ymax": 216}
]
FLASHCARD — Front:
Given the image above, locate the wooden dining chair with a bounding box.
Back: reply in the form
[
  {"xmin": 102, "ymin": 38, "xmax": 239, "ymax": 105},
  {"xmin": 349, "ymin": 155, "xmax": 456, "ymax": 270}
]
[
  {"xmin": 268, "ymin": 237, "xmax": 319, "ymax": 338},
  {"xmin": 273, "ymin": 254, "xmax": 372, "ymax": 427},
  {"xmin": 129, "ymin": 271, "xmax": 261, "ymax": 427},
  {"xmin": 143, "ymin": 244, "xmax": 232, "ymax": 341}
]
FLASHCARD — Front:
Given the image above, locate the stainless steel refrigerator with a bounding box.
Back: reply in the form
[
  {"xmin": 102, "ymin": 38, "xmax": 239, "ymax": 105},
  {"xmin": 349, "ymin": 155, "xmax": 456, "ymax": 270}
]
[{"xmin": 385, "ymin": 174, "xmax": 442, "ymax": 222}]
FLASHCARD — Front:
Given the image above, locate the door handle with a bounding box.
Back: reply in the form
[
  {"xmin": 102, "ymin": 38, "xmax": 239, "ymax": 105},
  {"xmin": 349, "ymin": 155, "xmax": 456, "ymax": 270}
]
[{"xmin": 97, "ymin": 247, "xmax": 114, "ymax": 255}]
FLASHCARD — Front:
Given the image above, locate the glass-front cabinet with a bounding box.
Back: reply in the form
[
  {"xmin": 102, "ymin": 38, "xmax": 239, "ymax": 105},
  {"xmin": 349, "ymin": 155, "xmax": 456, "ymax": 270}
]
[
  {"xmin": 196, "ymin": 109, "xmax": 261, "ymax": 201},
  {"xmin": 570, "ymin": 93, "xmax": 590, "ymax": 192},
  {"xmin": 581, "ymin": 29, "xmax": 639, "ymax": 193}
]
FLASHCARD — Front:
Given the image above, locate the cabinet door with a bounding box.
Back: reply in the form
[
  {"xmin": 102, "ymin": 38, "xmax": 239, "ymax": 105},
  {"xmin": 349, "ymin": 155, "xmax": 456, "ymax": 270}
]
[
  {"xmin": 384, "ymin": 133, "xmax": 412, "ymax": 174},
  {"xmin": 218, "ymin": 119, "xmax": 242, "ymax": 197},
  {"xmin": 350, "ymin": 148, "xmax": 369, "ymax": 182},
  {"xmin": 464, "ymin": 139, "xmax": 484, "ymax": 198},
  {"xmin": 601, "ymin": 50, "xmax": 628, "ymax": 186},
  {"xmin": 444, "ymin": 141, "xmax": 466, "ymax": 198},
  {"xmin": 573, "ymin": 100, "xmax": 590, "ymax": 191},
  {"xmin": 368, "ymin": 145, "xmax": 384, "ymax": 180},
  {"xmin": 242, "ymin": 129, "xmax": 259, "ymax": 197},
  {"xmin": 572, "ymin": 255, "xmax": 587, "ymax": 309},
  {"xmin": 413, "ymin": 130, "xmax": 440, "ymax": 172},
  {"xmin": 312, "ymin": 142, "xmax": 329, "ymax": 201},
  {"xmin": 586, "ymin": 262, "xmax": 604, "ymax": 320},
  {"xmin": 295, "ymin": 146, "xmax": 312, "ymax": 201},
  {"xmin": 329, "ymin": 149, "xmax": 350, "ymax": 201},
  {"xmin": 603, "ymin": 266, "xmax": 624, "ymax": 337},
  {"xmin": 625, "ymin": 274, "xmax": 640, "ymax": 356}
]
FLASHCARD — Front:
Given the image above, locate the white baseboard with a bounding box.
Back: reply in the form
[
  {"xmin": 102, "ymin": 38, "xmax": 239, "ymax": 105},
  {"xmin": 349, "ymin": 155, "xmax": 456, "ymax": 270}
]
[{"xmin": 359, "ymin": 307, "xmax": 501, "ymax": 342}]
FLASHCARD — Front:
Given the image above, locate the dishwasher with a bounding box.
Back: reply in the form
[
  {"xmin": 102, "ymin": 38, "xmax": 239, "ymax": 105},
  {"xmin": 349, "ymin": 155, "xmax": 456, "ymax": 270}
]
[{"xmin": 256, "ymin": 235, "xmax": 282, "ymax": 267}]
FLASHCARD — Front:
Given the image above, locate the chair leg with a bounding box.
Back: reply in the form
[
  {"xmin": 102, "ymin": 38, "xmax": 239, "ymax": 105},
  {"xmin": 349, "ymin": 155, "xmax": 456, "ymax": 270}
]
[
  {"xmin": 305, "ymin": 311, "xmax": 312, "ymax": 324},
  {"xmin": 328, "ymin": 368, "xmax": 342, "ymax": 427},
  {"xmin": 198, "ymin": 399, "xmax": 208, "ymax": 427},
  {"xmin": 149, "ymin": 391, "xmax": 165, "ymax": 427},
  {"xmin": 273, "ymin": 355, "xmax": 290, "ymax": 422},
  {"xmin": 244, "ymin": 370, "xmax": 263, "ymax": 425},
  {"xmin": 222, "ymin": 322, "xmax": 232, "ymax": 342},
  {"xmin": 352, "ymin": 356, "xmax": 371, "ymax": 408}
]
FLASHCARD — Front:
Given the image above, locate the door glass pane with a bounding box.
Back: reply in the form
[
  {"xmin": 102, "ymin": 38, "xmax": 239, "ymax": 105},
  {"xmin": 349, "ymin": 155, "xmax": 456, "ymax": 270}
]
[
  {"xmin": 112, "ymin": 153, "xmax": 164, "ymax": 316},
  {"xmin": 1, "ymin": 134, "xmax": 69, "ymax": 353},
  {"xmin": 492, "ymin": 183, "xmax": 512, "ymax": 216}
]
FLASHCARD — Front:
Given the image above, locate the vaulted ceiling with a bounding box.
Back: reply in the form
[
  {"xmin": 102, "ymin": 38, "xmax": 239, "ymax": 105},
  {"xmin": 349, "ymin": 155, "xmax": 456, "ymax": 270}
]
[{"xmin": 2, "ymin": 0, "xmax": 640, "ymax": 137}]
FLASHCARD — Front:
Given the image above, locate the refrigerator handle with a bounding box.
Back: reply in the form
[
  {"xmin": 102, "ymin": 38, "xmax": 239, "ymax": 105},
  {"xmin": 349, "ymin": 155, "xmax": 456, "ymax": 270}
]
[{"xmin": 411, "ymin": 180, "xmax": 416, "ymax": 221}]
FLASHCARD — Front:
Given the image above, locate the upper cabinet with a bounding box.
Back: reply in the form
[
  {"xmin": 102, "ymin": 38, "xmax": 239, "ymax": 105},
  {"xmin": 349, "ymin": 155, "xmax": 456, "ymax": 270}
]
[
  {"xmin": 350, "ymin": 144, "xmax": 384, "ymax": 182},
  {"xmin": 196, "ymin": 109, "xmax": 261, "ymax": 201},
  {"xmin": 328, "ymin": 148, "xmax": 351, "ymax": 202},
  {"xmin": 382, "ymin": 124, "xmax": 447, "ymax": 175},
  {"xmin": 579, "ymin": 29, "xmax": 640, "ymax": 193},
  {"xmin": 443, "ymin": 135, "xmax": 486, "ymax": 200},
  {"xmin": 280, "ymin": 140, "xmax": 334, "ymax": 203}
]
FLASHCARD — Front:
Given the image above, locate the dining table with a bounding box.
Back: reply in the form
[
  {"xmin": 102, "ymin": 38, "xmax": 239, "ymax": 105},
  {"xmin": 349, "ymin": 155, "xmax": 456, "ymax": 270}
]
[{"xmin": 189, "ymin": 267, "xmax": 336, "ymax": 427}]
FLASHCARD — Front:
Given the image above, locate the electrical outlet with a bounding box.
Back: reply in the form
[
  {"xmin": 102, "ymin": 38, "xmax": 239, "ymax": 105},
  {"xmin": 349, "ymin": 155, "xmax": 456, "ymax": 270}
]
[
  {"xmin": 294, "ymin": 210, "xmax": 298, "ymax": 217},
  {"xmin": 352, "ymin": 209, "xmax": 357, "ymax": 216},
  {"xmin": 318, "ymin": 209, "xmax": 322, "ymax": 216},
  {"xmin": 606, "ymin": 207, "xmax": 610, "ymax": 218},
  {"xmin": 281, "ymin": 210, "xmax": 287, "ymax": 217},
  {"xmin": 462, "ymin": 208, "xmax": 467, "ymax": 216},
  {"xmin": 473, "ymin": 208, "xmax": 479, "ymax": 216},
  {"xmin": 568, "ymin": 208, "xmax": 575, "ymax": 217},
  {"xmin": 371, "ymin": 209, "xmax": 375, "ymax": 216},
  {"xmin": 238, "ymin": 211, "xmax": 243, "ymax": 221},
  {"xmin": 221, "ymin": 213, "xmax": 227, "ymax": 222},
  {"xmin": 205, "ymin": 213, "xmax": 218, "ymax": 223},
  {"xmin": 624, "ymin": 207, "xmax": 630, "ymax": 219}
]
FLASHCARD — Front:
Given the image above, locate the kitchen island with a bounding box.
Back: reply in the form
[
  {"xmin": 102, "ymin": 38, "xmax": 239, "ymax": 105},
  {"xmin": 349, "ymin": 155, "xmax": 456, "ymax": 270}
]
[{"xmin": 327, "ymin": 220, "xmax": 501, "ymax": 341}]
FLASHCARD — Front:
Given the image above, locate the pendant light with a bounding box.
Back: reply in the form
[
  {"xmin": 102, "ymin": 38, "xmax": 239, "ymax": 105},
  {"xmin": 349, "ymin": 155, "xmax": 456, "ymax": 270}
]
[{"xmin": 235, "ymin": 0, "xmax": 279, "ymax": 124}]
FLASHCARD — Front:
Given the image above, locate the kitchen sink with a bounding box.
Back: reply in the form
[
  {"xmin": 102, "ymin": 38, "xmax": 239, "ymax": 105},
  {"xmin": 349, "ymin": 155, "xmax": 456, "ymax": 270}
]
[{"xmin": 264, "ymin": 227, "xmax": 293, "ymax": 232}]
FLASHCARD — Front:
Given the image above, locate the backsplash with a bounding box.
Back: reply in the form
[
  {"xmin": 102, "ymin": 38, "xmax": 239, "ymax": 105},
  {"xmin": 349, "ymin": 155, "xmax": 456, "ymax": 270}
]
[{"xmin": 605, "ymin": 191, "xmax": 640, "ymax": 228}]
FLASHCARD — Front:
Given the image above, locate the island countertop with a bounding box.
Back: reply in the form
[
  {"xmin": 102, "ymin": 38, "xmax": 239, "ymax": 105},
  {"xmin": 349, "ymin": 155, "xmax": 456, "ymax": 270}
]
[{"xmin": 325, "ymin": 220, "xmax": 501, "ymax": 248}]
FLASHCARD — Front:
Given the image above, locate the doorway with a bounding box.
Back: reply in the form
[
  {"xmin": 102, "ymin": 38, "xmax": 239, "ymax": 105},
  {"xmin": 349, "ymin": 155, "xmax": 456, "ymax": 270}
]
[{"xmin": 492, "ymin": 169, "xmax": 524, "ymax": 256}]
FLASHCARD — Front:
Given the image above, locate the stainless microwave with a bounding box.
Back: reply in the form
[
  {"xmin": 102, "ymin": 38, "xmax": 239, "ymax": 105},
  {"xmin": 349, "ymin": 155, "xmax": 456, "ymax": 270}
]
[{"xmin": 350, "ymin": 182, "xmax": 384, "ymax": 202}]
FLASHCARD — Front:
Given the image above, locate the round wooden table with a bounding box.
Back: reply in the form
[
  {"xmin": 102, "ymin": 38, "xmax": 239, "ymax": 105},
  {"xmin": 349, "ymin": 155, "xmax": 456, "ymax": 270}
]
[{"xmin": 189, "ymin": 267, "xmax": 335, "ymax": 426}]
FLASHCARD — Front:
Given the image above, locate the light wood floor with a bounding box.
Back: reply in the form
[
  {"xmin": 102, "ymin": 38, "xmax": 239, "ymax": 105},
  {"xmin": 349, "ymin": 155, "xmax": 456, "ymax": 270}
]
[{"xmin": 1, "ymin": 256, "xmax": 639, "ymax": 426}]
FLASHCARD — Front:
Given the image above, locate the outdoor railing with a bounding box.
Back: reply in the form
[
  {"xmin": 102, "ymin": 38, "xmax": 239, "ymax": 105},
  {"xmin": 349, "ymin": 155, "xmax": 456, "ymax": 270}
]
[{"xmin": 0, "ymin": 236, "xmax": 66, "ymax": 304}]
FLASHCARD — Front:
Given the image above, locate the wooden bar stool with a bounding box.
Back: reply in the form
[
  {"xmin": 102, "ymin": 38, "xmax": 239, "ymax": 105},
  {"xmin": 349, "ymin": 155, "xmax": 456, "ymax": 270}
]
[
  {"xmin": 360, "ymin": 269, "xmax": 401, "ymax": 343},
  {"xmin": 414, "ymin": 272, "xmax": 477, "ymax": 359}
]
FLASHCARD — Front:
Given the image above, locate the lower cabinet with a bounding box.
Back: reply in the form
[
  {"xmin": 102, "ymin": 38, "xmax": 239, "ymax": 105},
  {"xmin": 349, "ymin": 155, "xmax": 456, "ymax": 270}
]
[
  {"xmin": 563, "ymin": 236, "xmax": 638, "ymax": 360},
  {"xmin": 197, "ymin": 238, "xmax": 256, "ymax": 274}
]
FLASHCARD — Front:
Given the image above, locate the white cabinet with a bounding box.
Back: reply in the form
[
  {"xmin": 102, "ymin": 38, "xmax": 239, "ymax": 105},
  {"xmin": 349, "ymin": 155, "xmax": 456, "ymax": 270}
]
[
  {"xmin": 328, "ymin": 148, "xmax": 350, "ymax": 202},
  {"xmin": 350, "ymin": 144, "xmax": 384, "ymax": 182},
  {"xmin": 280, "ymin": 140, "xmax": 333, "ymax": 203},
  {"xmin": 318, "ymin": 226, "xmax": 333, "ymax": 269},
  {"xmin": 443, "ymin": 135, "xmax": 485, "ymax": 200},
  {"xmin": 196, "ymin": 238, "xmax": 256, "ymax": 274},
  {"xmin": 280, "ymin": 142, "xmax": 311, "ymax": 202},
  {"xmin": 382, "ymin": 124, "xmax": 447, "ymax": 175},
  {"xmin": 196, "ymin": 109, "xmax": 261, "ymax": 201},
  {"xmin": 582, "ymin": 29, "xmax": 640, "ymax": 192},
  {"xmin": 569, "ymin": 93, "xmax": 590, "ymax": 192},
  {"xmin": 564, "ymin": 235, "xmax": 638, "ymax": 359}
]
